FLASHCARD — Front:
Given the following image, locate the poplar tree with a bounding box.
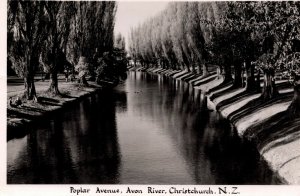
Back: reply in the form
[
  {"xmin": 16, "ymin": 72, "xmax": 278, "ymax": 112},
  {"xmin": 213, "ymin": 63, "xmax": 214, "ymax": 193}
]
[{"xmin": 8, "ymin": 0, "xmax": 48, "ymax": 101}]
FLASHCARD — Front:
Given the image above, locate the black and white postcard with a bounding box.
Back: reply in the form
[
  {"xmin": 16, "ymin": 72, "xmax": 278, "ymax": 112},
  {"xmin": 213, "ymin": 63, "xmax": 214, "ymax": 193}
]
[{"xmin": 2, "ymin": 1, "xmax": 300, "ymax": 195}]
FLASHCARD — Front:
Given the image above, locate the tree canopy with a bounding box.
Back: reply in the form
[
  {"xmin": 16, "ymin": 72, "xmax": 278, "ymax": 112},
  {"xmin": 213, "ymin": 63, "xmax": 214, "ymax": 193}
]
[
  {"xmin": 8, "ymin": 1, "xmax": 126, "ymax": 99},
  {"xmin": 128, "ymin": 1, "xmax": 300, "ymax": 115}
]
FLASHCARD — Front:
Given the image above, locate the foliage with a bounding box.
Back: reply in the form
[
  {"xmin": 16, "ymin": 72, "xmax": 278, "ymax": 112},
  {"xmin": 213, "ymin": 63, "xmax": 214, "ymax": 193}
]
[
  {"xmin": 128, "ymin": 2, "xmax": 228, "ymax": 72},
  {"xmin": 39, "ymin": 2, "xmax": 75, "ymax": 74},
  {"xmin": 128, "ymin": 1, "xmax": 300, "ymax": 84},
  {"xmin": 8, "ymin": 0, "xmax": 119, "ymax": 98},
  {"xmin": 7, "ymin": 0, "xmax": 49, "ymax": 100},
  {"xmin": 7, "ymin": 1, "xmax": 48, "ymax": 78},
  {"xmin": 115, "ymin": 33, "xmax": 126, "ymax": 50},
  {"xmin": 96, "ymin": 48, "xmax": 128, "ymax": 85},
  {"xmin": 75, "ymin": 56, "xmax": 90, "ymax": 84},
  {"xmin": 66, "ymin": 1, "xmax": 116, "ymax": 66}
]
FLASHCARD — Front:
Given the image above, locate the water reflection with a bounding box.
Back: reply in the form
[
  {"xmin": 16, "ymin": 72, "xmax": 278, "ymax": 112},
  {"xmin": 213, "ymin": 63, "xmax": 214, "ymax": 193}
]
[
  {"xmin": 8, "ymin": 71, "xmax": 280, "ymax": 184},
  {"xmin": 116, "ymin": 72, "xmax": 280, "ymax": 184},
  {"xmin": 8, "ymin": 92, "xmax": 122, "ymax": 184}
]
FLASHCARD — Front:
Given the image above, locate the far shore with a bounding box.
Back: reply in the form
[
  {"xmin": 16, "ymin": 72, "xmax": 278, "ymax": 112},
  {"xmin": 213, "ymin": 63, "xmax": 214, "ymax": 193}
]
[{"xmin": 7, "ymin": 76, "xmax": 104, "ymax": 141}]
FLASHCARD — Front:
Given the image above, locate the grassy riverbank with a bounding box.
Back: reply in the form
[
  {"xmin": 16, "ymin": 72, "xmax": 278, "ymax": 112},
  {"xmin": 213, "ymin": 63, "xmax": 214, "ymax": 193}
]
[
  {"xmin": 134, "ymin": 66, "xmax": 300, "ymax": 184},
  {"xmin": 7, "ymin": 78, "xmax": 102, "ymax": 140}
]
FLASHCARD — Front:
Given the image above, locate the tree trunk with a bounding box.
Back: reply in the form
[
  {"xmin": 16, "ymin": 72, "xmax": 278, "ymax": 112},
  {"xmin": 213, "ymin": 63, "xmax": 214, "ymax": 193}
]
[
  {"xmin": 191, "ymin": 64, "xmax": 195, "ymax": 73},
  {"xmin": 261, "ymin": 68, "xmax": 278, "ymax": 100},
  {"xmin": 166, "ymin": 60, "xmax": 170, "ymax": 70},
  {"xmin": 202, "ymin": 63, "xmax": 208, "ymax": 76},
  {"xmin": 217, "ymin": 66, "xmax": 222, "ymax": 79},
  {"xmin": 177, "ymin": 63, "xmax": 181, "ymax": 70},
  {"xmin": 166, "ymin": 60, "xmax": 169, "ymax": 69},
  {"xmin": 79, "ymin": 76, "xmax": 88, "ymax": 86},
  {"xmin": 245, "ymin": 60, "xmax": 256, "ymax": 91},
  {"xmin": 24, "ymin": 50, "xmax": 38, "ymax": 101},
  {"xmin": 48, "ymin": 72, "xmax": 60, "ymax": 95},
  {"xmin": 223, "ymin": 61, "xmax": 232, "ymax": 83},
  {"xmin": 24, "ymin": 76, "xmax": 38, "ymax": 101},
  {"xmin": 180, "ymin": 64, "xmax": 184, "ymax": 71},
  {"xmin": 287, "ymin": 77, "xmax": 300, "ymax": 118},
  {"xmin": 185, "ymin": 63, "xmax": 190, "ymax": 72},
  {"xmin": 197, "ymin": 64, "xmax": 201, "ymax": 74},
  {"xmin": 256, "ymin": 69, "xmax": 262, "ymax": 92},
  {"xmin": 233, "ymin": 61, "xmax": 242, "ymax": 87}
]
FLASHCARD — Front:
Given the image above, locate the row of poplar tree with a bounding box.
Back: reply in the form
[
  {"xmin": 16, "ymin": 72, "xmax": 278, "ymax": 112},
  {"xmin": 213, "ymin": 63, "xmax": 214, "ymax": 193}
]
[
  {"xmin": 8, "ymin": 1, "xmax": 127, "ymax": 101},
  {"xmin": 128, "ymin": 1, "xmax": 300, "ymax": 116}
]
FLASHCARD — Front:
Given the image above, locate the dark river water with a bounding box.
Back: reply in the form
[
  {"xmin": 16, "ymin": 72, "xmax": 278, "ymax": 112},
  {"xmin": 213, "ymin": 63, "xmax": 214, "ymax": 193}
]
[{"xmin": 7, "ymin": 71, "xmax": 281, "ymax": 184}]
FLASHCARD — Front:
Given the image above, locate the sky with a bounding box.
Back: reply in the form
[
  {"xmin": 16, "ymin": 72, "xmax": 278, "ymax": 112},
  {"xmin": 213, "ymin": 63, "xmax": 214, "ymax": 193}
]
[{"xmin": 114, "ymin": 1, "xmax": 169, "ymax": 48}]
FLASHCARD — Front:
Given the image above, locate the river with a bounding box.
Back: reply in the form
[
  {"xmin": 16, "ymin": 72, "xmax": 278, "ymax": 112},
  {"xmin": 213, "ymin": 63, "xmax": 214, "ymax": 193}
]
[{"xmin": 7, "ymin": 71, "xmax": 281, "ymax": 184}]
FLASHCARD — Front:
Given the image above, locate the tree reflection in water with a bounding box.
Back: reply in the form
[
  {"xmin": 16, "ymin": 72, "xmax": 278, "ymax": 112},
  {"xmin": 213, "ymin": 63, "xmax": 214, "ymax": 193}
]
[
  {"xmin": 120, "ymin": 72, "xmax": 281, "ymax": 184},
  {"xmin": 7, "ymin": 91, "xmax": 123, "ymax": 184}
]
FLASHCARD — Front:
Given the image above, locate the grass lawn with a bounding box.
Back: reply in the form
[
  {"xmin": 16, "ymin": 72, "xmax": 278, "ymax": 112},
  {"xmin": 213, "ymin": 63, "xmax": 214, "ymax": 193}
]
[{"xmin": 7, "ymin": 76, "xmax": 102, "ymax": 136}]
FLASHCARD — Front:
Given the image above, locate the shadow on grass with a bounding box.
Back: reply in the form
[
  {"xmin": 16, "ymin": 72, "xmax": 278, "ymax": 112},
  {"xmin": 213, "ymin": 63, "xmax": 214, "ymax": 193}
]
[
  {"xmin": 7, "ymin": 96, "xmax": 66, "ymax": 118},
  {"xmin": 168, "ymin": 70, "xmax": 181, "ymax": 77},
  {"xmin": 189, "ymin": 72, "xmax": 217, "ymax": 85},
  {"xmin": 246, "ymin": 111, "xmax": 300, "ymax": 155},
  {"xmin": 85, "ymin": 83, "xmax": 101, "ymax": 89},
  {"xmin": 210, "ymin": 85, "xmax": 245, "ymax": 101},
  {"xmin": 180, "ymin": 72, "xmax": 198, "ymax": 81},
  {"xmin": 193, "ymin": 75, "xmax": 218, "ymax": 87},
  {"xmin": 7, "ymin": 107, "xmax": 43, "ymax": 119},
  {"xmin": 216, "ymin": 91, "xmax": 258, "ymax": 110},
  {"xmin": 206, "ymin": 81, "xmax": 233, "ymax": 94},
  {"xmin": 276, "ymin": 80, "xmax": 293, "ymax": 90},
  {"xmin": 228, "ymin": 92, "xmax": 293, "ymax": 123},
  {"xmin": 182, "ymin": 73, "xmax": 202, "ymax": 82},
  {"xmin": 40, "ymin": 92, "xmax": 77, "ymax": 100},
  {"xmin": 173, "ymin": 71, "xmax": 189, "ymax": 79},
  {"xmin": 39, "ymin": 96, "xmax": 60, "ymax": 103},
  {"xmin": 19, "ymin": 105, "xmax": 48, "ymax": 113}
]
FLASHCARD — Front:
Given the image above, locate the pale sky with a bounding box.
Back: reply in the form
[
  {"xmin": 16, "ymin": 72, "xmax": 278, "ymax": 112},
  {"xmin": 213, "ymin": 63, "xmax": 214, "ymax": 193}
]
[{"xmin": 114, "ymin": 1, "xmax": 169, "ymax": 48}]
